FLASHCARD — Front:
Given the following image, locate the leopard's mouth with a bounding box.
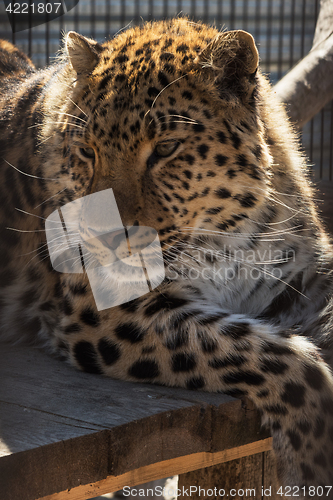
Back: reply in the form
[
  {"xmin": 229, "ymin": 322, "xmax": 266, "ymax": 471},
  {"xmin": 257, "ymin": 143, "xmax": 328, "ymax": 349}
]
[
  {"xmin": 45, "ymin": 191, "xmax": 166, "ymax": 310},
  {"xmin": 80, "ymin": 225, "xmax": 159, "ymax": 267},
  {"xmin": 81, "ymin": 225, "xmax": 166, "ymax": 310}
]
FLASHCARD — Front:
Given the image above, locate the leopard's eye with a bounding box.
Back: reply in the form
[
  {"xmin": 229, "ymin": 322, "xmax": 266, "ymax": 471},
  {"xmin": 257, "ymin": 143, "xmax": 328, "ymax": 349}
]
[
  {"xmin": 154, "ymin": 141, "xmax": 180, "ymax": 158},
  {"xmin": 79, "ymin": 147, "xmax": 96, "ymax": 160}
]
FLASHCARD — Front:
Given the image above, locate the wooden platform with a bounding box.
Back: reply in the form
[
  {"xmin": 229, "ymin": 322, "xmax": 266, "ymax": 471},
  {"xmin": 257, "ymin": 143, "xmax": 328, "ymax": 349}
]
[{"xmin": 0, "ymin": 342, "xmax": 272, "ymax": 500}]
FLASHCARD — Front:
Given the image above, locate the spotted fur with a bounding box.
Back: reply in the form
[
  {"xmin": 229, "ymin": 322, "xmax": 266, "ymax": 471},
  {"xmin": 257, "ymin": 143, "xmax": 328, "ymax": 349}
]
[{"xmin": 1, "ymin": 20, "xmax": 333, "ymax": 495}]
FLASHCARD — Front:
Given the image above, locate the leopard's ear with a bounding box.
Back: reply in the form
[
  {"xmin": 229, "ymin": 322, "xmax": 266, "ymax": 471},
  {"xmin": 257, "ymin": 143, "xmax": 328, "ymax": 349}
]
[
  {"xmin": 196, "ymin": 30, "xmax": 259, "ymax": 99},
  {"xmin": 66, "ymin": 32, "xmax": 103, "ymax": 75}
]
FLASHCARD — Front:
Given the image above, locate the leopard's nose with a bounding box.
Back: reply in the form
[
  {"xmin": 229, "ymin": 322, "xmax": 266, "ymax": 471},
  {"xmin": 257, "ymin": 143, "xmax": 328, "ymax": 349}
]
[{"xmin": 85, "ymin": 227, "xmax": 127, "ymax": 254}]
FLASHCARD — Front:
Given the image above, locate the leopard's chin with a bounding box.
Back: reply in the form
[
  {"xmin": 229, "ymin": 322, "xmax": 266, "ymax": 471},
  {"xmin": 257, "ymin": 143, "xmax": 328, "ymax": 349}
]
[{"xmin": 85, "ymin": 261, "xmax": 165, "ymax": 311}]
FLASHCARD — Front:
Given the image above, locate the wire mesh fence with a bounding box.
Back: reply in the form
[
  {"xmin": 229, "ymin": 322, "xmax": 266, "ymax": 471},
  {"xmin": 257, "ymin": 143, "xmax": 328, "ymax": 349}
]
[{"xmin": 0, "ymin": 0, "xmax": 332, "ymax": 180}]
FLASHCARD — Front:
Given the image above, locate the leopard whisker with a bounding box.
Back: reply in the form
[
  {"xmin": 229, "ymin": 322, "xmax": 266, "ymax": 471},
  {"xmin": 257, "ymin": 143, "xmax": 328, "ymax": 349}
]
[
  {"xmin": 149, "ymin": 117, "xmax": 198, "ymax": 128},
  {"xmin": 15, "ymin": 208, "xmax": 50, "ymax": 220},
  {"xmin": 180, "ymin": 224, "xmax": 306, "ymax": 238},
  {"xmin": 80, "ymin": 253, "xmax": 99, "ymax": 271},
  {"xmin": 164, "ymin": 242, "xmax": 237, "ymax": 291},
  {"xmin": 113, "ymin": 20, "xmax": 133, "ymax": 38},
  {"xmin": 267, "ymin": 193, "xmax": 308, "ymax": 215},
  {"xmin": 6, "ymin": 227, "xmax": 46, "ymax": 233},
  {"xmin": 47, "ymin": 253, "xmax": 83, "ymax": 271},
  {"xmin": 164, "ymin": 243, "xmax": 202, "ymax": 265},
  {"xmin": 44, "ymin": 234, "xmax": 82, "ymax": 251},
  {"xmin": 36, "ymin": 134, "xmax": 56, "ymax": 146},
  {"xmin": 185, "ymin": 241, "xmax": 294, "ymax": 266},
  {"xmin": 160, "ymin": 114, "xmax": 198, "ymax": 124},
  {"xmin": 19, "ymin": 231, "xmax": 80, "ymax": 258},
  {"xmin": 228, "ymin": 182, "xmax": 310, "ymax": 217},
  {"xmin": 70, "ymin": 252, "xmax": 89, "ymax": 270},
  {"xmin": 145, "ymin": 74, "xmax": 189, "ymax": 115},
  {"xmin": 246, "ymin": 210, "xmax": 304, "ymax": 227},
  {"xmin": 241, "ymin": 263, "xmax": 309, "ymax": 299},
  {"xmin": 244, "ymin": 179, "xmax": 323, "ymax": 203},
  {"xmin": 173, "ymin": 240, "xmax": 308, "ymax": 298},
  {"xmin": 4, "ymin": 158, "xmax": 59, "ymax": 181},
  {"xmin": 28, "ymin": 121, "xmax": 85, "ymax": 130},
  {"xmin": 233, "ymin": 182, "xmax": 305, "ymax": 200},
  {"xmin": 34, "ymin": 187, "xmax": 68, "ymax": 209},
  {"xmin": 19, "ymin": 244, "xmax": 49, "ymax": 257},
  {"xmin": 58, "ymin": 112, "xmax": 88, "ymax": 124},
  {"xmin": 22, "ymin": 246, "xmax": 57, "ymax": 268},
  {"xmin": 15, "ymin": 208, "xmax": 77, "ymax": 227},
  {"xmin": 18, "ymin": 229, "xmax": 81, "ymax": 258},
  {"xmin": 177, "ymin": 227, "xmax": 288, "ymax": 240},
  {"xmin": 167, "ymin": 114, "xmax": 198, "ymax": 122},
  {"xmin": 166, "ymin": 230, "xmax": 290, "ymax": 264},
  {"xmin": 67, "ymin": 97, "xmax": 88, "ymax": 117},
  {"xmin": 167, "ymin": 120, "xmax": 199, "ymax": 125}
]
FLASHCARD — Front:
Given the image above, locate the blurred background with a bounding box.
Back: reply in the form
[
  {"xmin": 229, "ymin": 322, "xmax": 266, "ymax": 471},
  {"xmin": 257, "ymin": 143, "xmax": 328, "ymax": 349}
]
[{"xmin": 0, "ymin": 0, "xmax": 332, "ymax": 181}]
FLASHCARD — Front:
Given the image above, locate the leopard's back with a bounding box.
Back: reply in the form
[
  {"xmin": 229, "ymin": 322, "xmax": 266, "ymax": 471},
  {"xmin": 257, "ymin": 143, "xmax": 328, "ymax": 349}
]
[
  {"xmin": 0, "ymin": 40, "xmax": 35, "ymax": 80},
  {"xmin": 0, "ymin": 41, "xmax": 63, "ymax": 345}
]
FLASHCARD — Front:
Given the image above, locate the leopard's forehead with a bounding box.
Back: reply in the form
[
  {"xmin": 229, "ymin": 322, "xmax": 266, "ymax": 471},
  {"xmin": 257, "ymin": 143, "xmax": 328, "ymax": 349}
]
[
  {"xmin": 90, "ymin": 19, "xmax": 219, "ymax": 104},
  {"xmin": 101, "ymin": 18, "xmax": 218, "ymax": 67}
]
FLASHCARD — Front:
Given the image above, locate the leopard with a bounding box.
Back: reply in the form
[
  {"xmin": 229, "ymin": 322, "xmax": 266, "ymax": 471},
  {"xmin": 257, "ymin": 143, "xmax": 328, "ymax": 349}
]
[{"xmin": 1, "ymin": 18, "xmax": 333, "ymax": 497}]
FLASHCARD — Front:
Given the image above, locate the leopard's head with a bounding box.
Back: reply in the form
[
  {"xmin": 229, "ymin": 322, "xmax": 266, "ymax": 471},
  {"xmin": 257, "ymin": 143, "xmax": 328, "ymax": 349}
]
[{"xmin": 43, "ymin": 19, "xmax": 273, "ymax": 271}]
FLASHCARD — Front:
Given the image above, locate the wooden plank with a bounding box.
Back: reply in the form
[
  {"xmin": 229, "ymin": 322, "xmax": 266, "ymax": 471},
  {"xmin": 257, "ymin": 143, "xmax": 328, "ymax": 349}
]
[
  {"xmin": 263, "ymin": 450, "xmax": 286, "ymax": 499},
  {"xmin": 176, "ymin": 448, "xmax": 286, "ymax": 500},
  {"xmin": 40, "ymin": 438, "xmax": 272, "ymax": 500},
  {"xmin": 0, "ymin": 400, "xmax": 104, "ymax": 456},
  {"xmin": 178, "ymin": 452, "xmax": 264, "ymax": 500},
  {"xmin": 0, "ymin": 342, "xmax": 269, "ymax": 500},
  {"xmin": 177, "ymin": 448, "xmax": 283, "ymax": 500},
  {"xmin": 0, "ymin": 343, "xmax": 231, "ymax": 446}
]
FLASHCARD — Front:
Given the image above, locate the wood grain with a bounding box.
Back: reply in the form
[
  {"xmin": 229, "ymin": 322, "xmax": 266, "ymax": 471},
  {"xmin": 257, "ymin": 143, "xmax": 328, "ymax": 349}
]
[
  {"xmin": 0, "ymin": 342, "xmax": 269, "ymax": 500},
  {"xmin": 39, "ymin": 439, "xmax": 272, "ymax": 500},
  {"xmin": 178, "ymin": 448, "xmax": 283, "ymax": 500},
  {"xmin": 178, "ymin": 453, "xmax": 264, "ymax": 500}
]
